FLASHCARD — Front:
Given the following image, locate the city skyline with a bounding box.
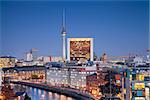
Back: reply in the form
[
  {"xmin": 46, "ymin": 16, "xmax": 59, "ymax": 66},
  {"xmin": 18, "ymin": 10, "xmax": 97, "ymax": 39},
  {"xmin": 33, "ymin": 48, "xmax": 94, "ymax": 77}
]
[{"xmin": 1, "ymin": 1, "xmax": 149, "ymax": 58}]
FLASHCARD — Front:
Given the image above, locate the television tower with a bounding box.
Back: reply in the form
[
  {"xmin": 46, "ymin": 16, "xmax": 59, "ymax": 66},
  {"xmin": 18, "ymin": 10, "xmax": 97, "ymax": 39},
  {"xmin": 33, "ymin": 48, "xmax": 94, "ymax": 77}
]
[{"xmin": 62, "ymin": 9, "xmax": 66, "ymax": 61}]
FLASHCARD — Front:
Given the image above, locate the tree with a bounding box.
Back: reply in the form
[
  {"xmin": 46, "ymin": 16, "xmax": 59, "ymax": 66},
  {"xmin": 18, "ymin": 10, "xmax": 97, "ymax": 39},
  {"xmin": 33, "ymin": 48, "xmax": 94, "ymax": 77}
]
[{"xmin": 24, "ymin": 93, "xmax": 31, "ymax": 100}]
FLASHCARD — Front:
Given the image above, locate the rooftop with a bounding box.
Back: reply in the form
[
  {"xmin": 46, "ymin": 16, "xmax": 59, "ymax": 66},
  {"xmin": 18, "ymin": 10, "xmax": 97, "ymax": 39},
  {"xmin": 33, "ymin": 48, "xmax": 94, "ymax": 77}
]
[
  {"xmin": 0, "ymin": 56, "xmax": 16, "ymax": 58},
  {"xmin": 2, "ymin": 65, "xmax": 45, "ymax": 72}
]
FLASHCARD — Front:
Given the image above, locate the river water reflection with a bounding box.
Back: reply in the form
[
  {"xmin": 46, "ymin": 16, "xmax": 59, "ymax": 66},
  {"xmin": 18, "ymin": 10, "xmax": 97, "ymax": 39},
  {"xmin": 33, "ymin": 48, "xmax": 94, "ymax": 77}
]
[{"xmin": 13, "ymin": 84, "xmax": 76, "ymax": 100}]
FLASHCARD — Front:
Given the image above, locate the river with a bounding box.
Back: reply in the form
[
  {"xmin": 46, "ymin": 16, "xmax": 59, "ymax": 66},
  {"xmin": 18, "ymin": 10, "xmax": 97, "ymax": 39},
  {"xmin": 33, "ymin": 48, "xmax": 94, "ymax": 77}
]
[{"xmin": 13, "ymin": 84, "xmax": 76, "ymax": 100}]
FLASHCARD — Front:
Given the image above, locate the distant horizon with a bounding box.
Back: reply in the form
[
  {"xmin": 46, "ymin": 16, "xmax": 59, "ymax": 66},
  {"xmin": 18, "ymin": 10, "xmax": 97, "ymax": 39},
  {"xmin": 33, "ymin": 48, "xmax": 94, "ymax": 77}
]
[{"xmin": 1, "ymin": 1, "xmax": 149, "ymax": 59}]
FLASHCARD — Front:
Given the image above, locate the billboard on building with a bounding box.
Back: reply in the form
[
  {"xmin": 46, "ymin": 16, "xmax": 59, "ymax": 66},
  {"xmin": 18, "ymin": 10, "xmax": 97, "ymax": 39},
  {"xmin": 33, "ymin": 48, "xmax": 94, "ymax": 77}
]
[{"xmin": 67, "ymin": 38, "xmax": 93, "ymax": 62}]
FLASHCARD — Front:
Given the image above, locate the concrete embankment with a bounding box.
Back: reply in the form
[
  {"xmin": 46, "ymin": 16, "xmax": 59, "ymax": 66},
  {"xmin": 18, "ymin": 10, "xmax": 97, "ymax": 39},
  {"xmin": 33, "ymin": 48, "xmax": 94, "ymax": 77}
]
[{"xmin": 11, "ymin": 81, "xmax": 94, "ymax": 100}]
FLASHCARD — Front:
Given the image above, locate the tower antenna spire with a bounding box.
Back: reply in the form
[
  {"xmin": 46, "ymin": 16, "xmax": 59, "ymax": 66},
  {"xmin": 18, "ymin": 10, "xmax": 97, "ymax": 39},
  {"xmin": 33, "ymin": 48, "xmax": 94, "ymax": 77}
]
[
  {"xmin": 63, "ymin": 8, "xmax": 66, "ymax": 29},
  {"xmin": 62, "ymin": 8, "xmax": 66, "ymax": 34}
]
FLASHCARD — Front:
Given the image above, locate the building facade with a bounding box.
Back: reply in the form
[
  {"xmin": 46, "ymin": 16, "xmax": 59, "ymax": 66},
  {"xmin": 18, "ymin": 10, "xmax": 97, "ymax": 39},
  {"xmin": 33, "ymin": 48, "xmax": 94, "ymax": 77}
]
[
  {"xmin": 0, "ymin": 56, "xmax": 16, "ymax": 68},
  {"xmin": 2, "ymin": 66, "xmax": 46, "ymax": 82},
  {"xmin": 26, "ymin": 52, "xmax": 33, "ymax": 61},
  {"xmin": 46, "ymin": 67, "xmax": 69, "ymax": 86},
  {"xmin": 0, "ymin": 68, "xmax": 3, "ymax": 87},
  {"xmin": 86, "ymin": 73, "xmax": 99, "ymax": 97},
  {"xmin": 131, "ymin": 67, "xmax": 150, "ymax": 100},
  {"xmin": 46, "ymin": 66, "xmax": 96, "ymax": 90},
  {"xmin": 67, "ymin": 38, "xmax": 93, "ymax": 62},
  {"xmin": 69, "ymin": 67, "xmax": 96, "ymax": 90}
]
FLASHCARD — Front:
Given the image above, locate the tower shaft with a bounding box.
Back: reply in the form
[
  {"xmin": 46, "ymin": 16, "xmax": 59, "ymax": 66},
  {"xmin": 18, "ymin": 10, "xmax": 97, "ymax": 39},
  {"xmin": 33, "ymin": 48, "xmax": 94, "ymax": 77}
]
[
  {"xmin": 62, "ymin": 9, "xmax": 66, "ymax": 61},
  {"xmin": 62, "ymin": 34, "xmax": 66, "ymax": 60}
]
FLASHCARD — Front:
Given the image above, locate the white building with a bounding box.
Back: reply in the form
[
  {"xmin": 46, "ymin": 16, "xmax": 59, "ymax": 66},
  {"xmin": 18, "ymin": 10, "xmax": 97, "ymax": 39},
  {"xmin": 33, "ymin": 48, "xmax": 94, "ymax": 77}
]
[
  {"xmin": 37, "ymin": 56, "xmax": 63, "ymax": 63},
  {"xmin": 37, "ymin": 56, "xmax": 50, "ymax": 63},
  {"xmin": 126, "ymin": 56, "xmax": 144, "ymax": 66},
  {"xmin": 0, "ymin": 68, "xmax": 3, "ymax": 87},
  {"xmin": 46, "ymin": 65, "xmax": 96, "ymax": 89},
  {"xmin": 50, "ymin": 57, "xmax": 63, "ymax": 62},
  {"xmin": 69, "ymin": 67, "xmax": 96, "ymax": 90},
  {"xmin": 46, "ymin": 67, "xmax": 69, "ymax": 86},
  {"xmin": 26, "ymin": 52, "xmax": 33, "ymax": 61}
]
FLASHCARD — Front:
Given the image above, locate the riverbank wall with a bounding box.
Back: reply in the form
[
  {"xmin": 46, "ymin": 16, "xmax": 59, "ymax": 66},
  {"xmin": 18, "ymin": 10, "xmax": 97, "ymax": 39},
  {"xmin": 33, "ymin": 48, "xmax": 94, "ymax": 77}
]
[{"xmin": 11, "ymin": 81, "xmax": 94, "ymax": 100}]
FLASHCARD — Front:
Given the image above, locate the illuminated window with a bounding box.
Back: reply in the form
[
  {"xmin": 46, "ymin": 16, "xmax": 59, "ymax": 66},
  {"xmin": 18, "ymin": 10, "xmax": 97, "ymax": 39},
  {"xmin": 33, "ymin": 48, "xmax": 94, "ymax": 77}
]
[{"xmin": 134, "ymin": 83, "xmax": 145, "ymax": 90}]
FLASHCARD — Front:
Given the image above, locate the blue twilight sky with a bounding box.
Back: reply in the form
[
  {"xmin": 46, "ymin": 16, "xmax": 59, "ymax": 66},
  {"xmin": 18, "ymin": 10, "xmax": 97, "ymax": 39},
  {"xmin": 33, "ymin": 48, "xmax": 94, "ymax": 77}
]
[{"xmin": 0, "ymin": 0, "xmax": 149, "ymax": 58}]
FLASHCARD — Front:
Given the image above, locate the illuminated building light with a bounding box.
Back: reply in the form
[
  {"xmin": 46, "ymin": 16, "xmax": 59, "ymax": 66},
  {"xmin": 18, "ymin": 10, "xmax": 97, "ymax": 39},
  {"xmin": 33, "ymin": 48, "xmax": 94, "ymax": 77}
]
[
  {"xmin": 134, "ymin": 83, "xmax": 145, "ymax": 90},
  {"xmin": 123, "ymin": 89, "xmax": 126, "ymax": 93},
  {"xmin": 134, "ymin": 97, "xmax": 145, "ymax": 100},
  {"xmin": 67, "ymin": 38, "xmax": 93, "ymax": 61},
  {"xmin": 91, "ymin": 89, "xmax": 98, "ymax": 96}
]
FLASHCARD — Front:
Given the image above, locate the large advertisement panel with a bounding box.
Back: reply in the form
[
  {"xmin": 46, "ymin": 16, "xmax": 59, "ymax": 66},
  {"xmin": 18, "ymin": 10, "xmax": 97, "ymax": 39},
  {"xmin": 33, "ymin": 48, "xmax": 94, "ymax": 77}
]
[{"xmin": 67, "ymin": 38, "xmax": 93, "ymax": 62}]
